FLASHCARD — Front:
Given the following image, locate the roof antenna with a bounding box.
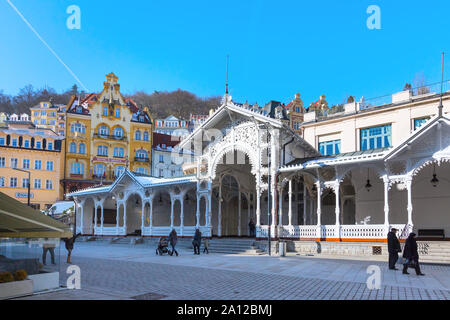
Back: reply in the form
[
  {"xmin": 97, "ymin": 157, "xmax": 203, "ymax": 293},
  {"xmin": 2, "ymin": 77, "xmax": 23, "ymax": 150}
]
[
  {"xmin": 225, "ymin": 55, "xmax": 229, "ymax": 96},
  {"xmin": 439, "ymin": 52, "xmax": 445, "ymax": 117}
]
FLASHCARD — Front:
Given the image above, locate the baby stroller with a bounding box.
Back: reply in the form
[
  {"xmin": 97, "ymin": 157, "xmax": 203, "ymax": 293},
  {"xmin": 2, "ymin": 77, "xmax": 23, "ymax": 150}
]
[{"xmin": 156, "ymin": 237, "xmax": 169, "ymax": 255}]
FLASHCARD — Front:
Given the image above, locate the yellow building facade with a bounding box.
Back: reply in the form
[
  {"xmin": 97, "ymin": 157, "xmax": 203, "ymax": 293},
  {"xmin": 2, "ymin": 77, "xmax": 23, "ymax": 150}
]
[
  {"xmin": 0, "ymin": 122, "xmax": 65, "ymax": 210},
  {"xmin": 63, "ymin": 73, "xmax": 153, "ymax": 194},
  {"xmin": 30, "ymin": 101, "xmax": 66, "ymax": 136}
]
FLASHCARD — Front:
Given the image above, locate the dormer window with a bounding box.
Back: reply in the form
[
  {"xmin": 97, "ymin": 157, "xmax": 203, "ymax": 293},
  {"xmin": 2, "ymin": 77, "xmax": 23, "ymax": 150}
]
[{"xmin": 76, "ymin": 106, "xmax": 82, "ymax": 113}]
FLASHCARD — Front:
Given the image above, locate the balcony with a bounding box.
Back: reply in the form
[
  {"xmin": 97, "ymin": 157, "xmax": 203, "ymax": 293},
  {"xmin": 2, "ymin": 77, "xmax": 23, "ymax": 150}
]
[
  {"xmin": 94, "ymin": 133, "xmax": 127, "ymax": 141},
  {"xmin": 134, "ymin": 157, "xmax": 150, "ymax": 163}
]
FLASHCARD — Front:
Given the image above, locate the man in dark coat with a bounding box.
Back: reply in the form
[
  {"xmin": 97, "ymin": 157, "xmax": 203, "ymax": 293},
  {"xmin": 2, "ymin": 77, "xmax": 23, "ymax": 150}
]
[
  {"xmin": 387, "ymin": 228, "xmax": 401, "ymax": 270},
  {"xmin": 402, "ymin": 232, "xmax": 425, "ymax": 276},
  {"xmin": 168, "ymin": 229, "xmax": 178, "ymax": 256},
  {"xmin": 62, "ymin": 233, "xmax": 81, "ymax": 264},
  {"xmin": 193, "ymin": 229, "xmax": 202, "ymax": 255},
  {"xmin": 249, "ymin": 219, "xmax": 256, "ymax": 237}
]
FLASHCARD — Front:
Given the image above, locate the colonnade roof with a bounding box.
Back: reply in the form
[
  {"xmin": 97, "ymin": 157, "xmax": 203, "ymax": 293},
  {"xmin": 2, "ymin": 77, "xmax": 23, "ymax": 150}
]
[{"xmin": 66, "ymin": 170, "xmax": 197, "ymax": 198}]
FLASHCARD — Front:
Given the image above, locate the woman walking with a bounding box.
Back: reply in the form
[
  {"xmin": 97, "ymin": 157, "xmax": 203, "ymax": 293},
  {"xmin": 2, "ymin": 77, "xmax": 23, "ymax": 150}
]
[
  {"xmin": 193, "ymin": 229, "xmax": 202, "ymax": 255},
  {"xmin": 168, "ymin": 229, "xmax": 179, "ymax": 256},
  {"xmin": 402, "ymin": 232, "xmax": 425, "ymax": 276}
]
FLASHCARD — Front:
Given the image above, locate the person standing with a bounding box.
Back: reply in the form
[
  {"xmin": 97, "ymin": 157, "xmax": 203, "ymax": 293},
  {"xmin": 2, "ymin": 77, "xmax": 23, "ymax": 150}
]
[
  {"xmin": 193, "ymin": 229, "xmax": 202, "ymax": 255},
  {"xmin": 248, "ymin": 218, "xmax": 256, "ymax": 237},
  {"xmin": 387, "ymin": 228, "xmax": 401, "ymax": 270},
  {"xmin": 168, "ymin": 229, "xmax": 179, "ymax": 256},
  {"xmin": 402, "ymin": 232, "xmax": 425, "ymax": 276},
  {"xmin": 63, "ymin": 233, "xmax": 81, "ymax": 264},
  {"xmin": 42, "ymin": 239, "xmax": 56, "ymax": 265},
  {"xmin": 203, "ymin": 238, "xmax": 209, "ymax": 254}
]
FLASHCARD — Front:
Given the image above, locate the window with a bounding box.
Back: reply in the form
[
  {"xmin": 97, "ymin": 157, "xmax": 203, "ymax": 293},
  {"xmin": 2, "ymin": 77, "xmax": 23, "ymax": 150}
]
[
  {"xmin": 98, "ymin": 126, "xmax": 109, "ymax": 136},
  {"xmin": 159, "ymin": 155, "xmax": 164, "ymax": 163},
  {"xmin": 136, "ymin": 150, "xmax": 148, "ymax": 159},
  {"xmin": 71, "ymin": 123, "xmax": 85, "ymax": 133},
  {"xmin": 34, "ymin": 111, "xmax": 39, "ymax": 116},
  {"xmin": 50, "ymin": 111, "xmax": 56, "ymax": 117},
  {"xmin": 24, "ymin": 140, "xmax": 29, "ymax": 148},
  {"xmin": 97, "ymin": 145, "xmax": 108, "ymax": 156},
  {"xmin": 171, "ymin": 169, "xmax": 175, "ymax": 177},
  {"xmin": 113, "ymin": 127, "xmax": 124, "ymax": 138},
  {"xmin": 41, "ymin": 110, "xmax": 46, "ymax": 116},
  {"xmin": 414, "ymin": 117, "xmax": 430, "ymax": 130},
  {"xmin": 114, "ymin": 147, "xmax": 124, "ymax": 158},
  {"xmin": 319, "ymin": 140, "xmax": 341, "ymax": 156},
  {"xmin": 94, "ymin": 164, "xmax": 107, "ymax": 177},
  {"xmin": 34, "ymin": 160, "xmax": 42, "ymax": 170},
  {"xmin": 36, "ymin": 141, "xmax": 42, "ymax": 149},
  {"xmin": 70, "ymin": 162, "xmax": 84, "ymax": 175},
  {"xmin": 76, "ymin": 106, "xmax": 82, "ymax": 114},
  {"xmin": 159, "ymin": 169, "xmax": 164, "ymax": 177},
  {"xmin": 0, "ymin": 177, "xmax": 4, "ymax": 187},
  {"xmin": 135, "ymin": 130, "xmax": 141, "ymax": 140},
  {"xmin": 40, "ymin": 119, "xmax": 46, "ymax": 125},
  {"xmin": 46, "ymin": 161, "xmax": 54, "ymax": 171},
  {"xmin": 23, "ymin": 159, "xmax": 30, "ymax": 169},
  {"xmin": 79, "ymin": 143, "xmax": 86, "ymax": 154},
  {"xmin": 46, "ymin": 180, "xmax": 53, "ymax": 190},
  {"xmin": 143, "ymin": 131, "xmax": 149, "ymax": 141},
  {"xmin": 0, "ymin": 137, "xmax": 4, "ymax": 146},
  {"xmin": 360, "ymin": 124, "xmax": 392, "ymax": 151},
  {"xmin": 136, "ymin": 167, "xmax": 147, "ymax": 175},
  {"xmin": 115, "ymin": 108, "xmax": 120, "ymax": 118},
  {"xmin": 115, "ymin": 166, "xmax": 125, "ymax": 178},
  {"xmin": 12, "ymin": 138, "xmax": 17, "ymax": 147},
  {"xmin": 11, "ymin": 158, "xmax": 18, "ymax": 169},
  {"xmin": 34, "ymin": 179, "xmax": 41, "ymax": 189},
  {"xmin": 70, "ymin": 142, "xmax": 77, "ymax": 153},
  {"xmin": 22, "ymin": 178, "xmax": 29, "ymax": 188},
  {"xmin": 50, "ymin": 120, "xmax": 56, "ymax": 125},
  {"xmin": 47, "ymin": 142, "xmax": 53, "ymax": 150},
  {"xmin": 10, "ymin": 177, "xmax": 17, "ymax": 188},
  {"xmin": 0, "ymin": 157, "xmax": 5, "ymax": 167},
  {"xmin": 102, "ymin": 106, "xmax": 108, "ymax": 116}
]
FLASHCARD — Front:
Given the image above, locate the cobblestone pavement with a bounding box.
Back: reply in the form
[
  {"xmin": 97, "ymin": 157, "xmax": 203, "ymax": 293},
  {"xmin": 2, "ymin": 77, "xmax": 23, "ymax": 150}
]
[{"xmin": 16, "ymin": 243, "xmax": 450, "ymax": 300}]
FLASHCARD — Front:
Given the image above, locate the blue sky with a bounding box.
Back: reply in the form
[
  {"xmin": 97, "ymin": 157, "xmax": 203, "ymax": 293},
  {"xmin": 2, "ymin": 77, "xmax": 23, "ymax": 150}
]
[{"xmin": 1, "ymin": 0, "xmax": 449, "ymax": 107}]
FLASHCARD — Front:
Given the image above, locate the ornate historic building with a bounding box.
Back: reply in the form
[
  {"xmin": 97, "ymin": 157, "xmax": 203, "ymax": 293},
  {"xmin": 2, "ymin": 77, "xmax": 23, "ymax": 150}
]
[
  {"xmin": 62, "ymin": 73, "xmax": 153, "ymax": 195},
  {"xmin": 68, "ymin": 84, "xmax": 450, "ymax": 244}
]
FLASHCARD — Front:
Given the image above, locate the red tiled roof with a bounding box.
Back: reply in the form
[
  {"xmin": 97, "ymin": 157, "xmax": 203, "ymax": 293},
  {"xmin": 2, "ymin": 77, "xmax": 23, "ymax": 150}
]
[{"xmin": 152, "ymin": 132, "xmax": 181, "ymax": 148}]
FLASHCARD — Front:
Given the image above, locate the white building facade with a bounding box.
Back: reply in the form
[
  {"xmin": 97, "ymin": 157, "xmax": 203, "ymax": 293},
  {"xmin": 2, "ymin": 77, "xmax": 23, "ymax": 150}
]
[{"xmin": 68, "ymin": 89, "xmax": 450, "ymax": 242}]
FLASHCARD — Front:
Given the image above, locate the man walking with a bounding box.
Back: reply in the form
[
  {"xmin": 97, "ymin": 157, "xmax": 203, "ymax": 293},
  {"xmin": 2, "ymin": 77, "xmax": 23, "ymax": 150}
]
[
  {"xmin": 63, "ymin": 233, "xmax": 81, "ymax": 264},
  {"xmin": 387, "ymin": 228, "xmax": 401, "ymax": 270},
  {"xmin": 402, "ymin": 232, "xmax": 425, "ymax": 276},
  {"xmin": 193, "ymin": 228, "xmax": 202, "ymax": 255},
  {"xmin": 248, "ymin": 218, "xmax": 256, "ymax": 237},
  {"xmin": 168, "ymin": 229, "xmax": 179, "ymax": 256}
]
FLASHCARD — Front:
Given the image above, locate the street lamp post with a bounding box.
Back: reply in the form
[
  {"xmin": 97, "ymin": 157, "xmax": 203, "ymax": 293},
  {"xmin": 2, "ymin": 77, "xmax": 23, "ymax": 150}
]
[{"xmin": 12, "ymin": 168, "xmax": 31, "ymax": 207}]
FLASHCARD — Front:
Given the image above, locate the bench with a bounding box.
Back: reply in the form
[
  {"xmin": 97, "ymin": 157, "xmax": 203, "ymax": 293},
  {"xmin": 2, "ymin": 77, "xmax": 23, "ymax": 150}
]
[{"xmin": 418, "ymin": 229, "xmax": 445, "ymax": 239}]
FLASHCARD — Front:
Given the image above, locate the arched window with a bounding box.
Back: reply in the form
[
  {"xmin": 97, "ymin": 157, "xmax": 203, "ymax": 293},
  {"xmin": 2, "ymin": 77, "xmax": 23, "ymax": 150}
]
[
  {"xmin": 98, "ymin": 125, "xmax": 109, "ymax": 136},
  {"xmin": 70, "ymin": 142, "xmax": 77, "ymax": 153},
  {"xmin": 79, "ymin": 143, "xmax": 86, "ymax": 154},
  {"xmin": 114, "ymin": 166, "xmax": 125, "ymax": 178},
  {"xmin": 70, "ymin": 162, "xmax": 84, "ymax": 175},
  {"xmin": 114, "ymin": 147, "xmax": 124, "ymax": 158},
  {"xmin": 113, "ymin": 127, "xmax": 124, "ymax": 138},
  {"xmin": 94, "ymin": 164, "xmax": 107, "ymax": 178},
  {"xmin": 97, "ymin": 145, "xmax": 108, "ymax": 156},
  {"xmin": 143, "ymin": 131, "xmax": 149, "ymax": 141},
  {"xmin": 135, "ymin": 130, "xmax": 141, "ymax": 140},
  {"xmin": 71, "ymin": 123, "xmax": 85, "ymax": 133},
  {"xmin": 135, "ymin": 149, "xmax": 148, "ymax": 159}
]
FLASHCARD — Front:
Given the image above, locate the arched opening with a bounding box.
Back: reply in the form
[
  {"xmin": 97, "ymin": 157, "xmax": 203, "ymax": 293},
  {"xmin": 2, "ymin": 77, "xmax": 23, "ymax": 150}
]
[
  {"xmin": 183, "ymin": 189, "xmax": 197, "ymax": 227},
  {"xmin": 173, "ymin": 200, "xmax": 181, "ymax": 226},
  {"xmin": 152, "ymin": 190, "xmax": 171, "ymax": 227},
  {"xmin": 125, "ymin": 193, "xmax": 143, "ymax": 235},
  {"xmin": 82, "ymin": 198, "xmax": 95, "ymax": 234},
  {"xmin": 199, "ymin": 196, "xmax": 207, "ymax": 227},
  {"xmin": 412, "ymin": 161, "xmax": 450, "ymax": 236}
]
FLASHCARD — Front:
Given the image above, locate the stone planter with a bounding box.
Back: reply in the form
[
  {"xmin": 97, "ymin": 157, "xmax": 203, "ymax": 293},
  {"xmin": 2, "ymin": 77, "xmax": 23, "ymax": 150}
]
[
  {"xmin": 28, "ymin": 272, "xmax": 60, "ymax": 293},
  {"xmin": 0, "ymin": 279, "xmax": 33, "ymax": 300}
]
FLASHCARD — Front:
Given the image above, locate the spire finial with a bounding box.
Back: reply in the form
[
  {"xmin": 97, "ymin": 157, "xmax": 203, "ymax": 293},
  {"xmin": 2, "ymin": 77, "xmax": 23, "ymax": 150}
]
[{"xmin": 439, "ymin": 52, "xmax": 445, "ymax": 117}]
